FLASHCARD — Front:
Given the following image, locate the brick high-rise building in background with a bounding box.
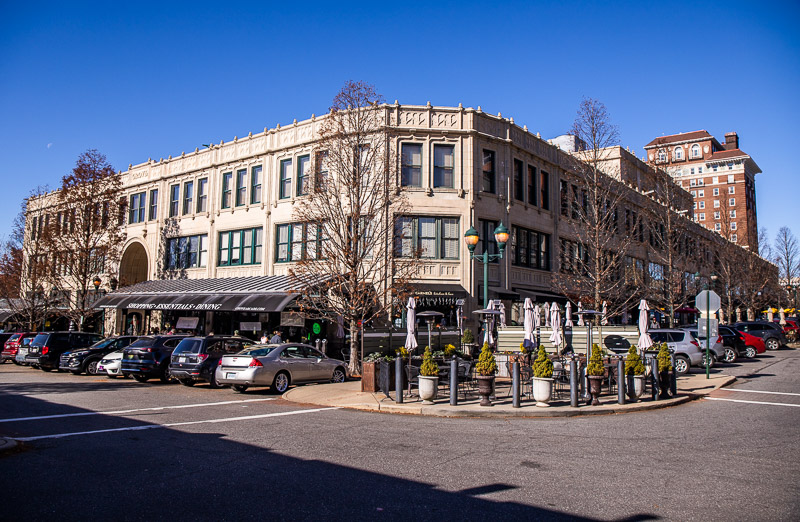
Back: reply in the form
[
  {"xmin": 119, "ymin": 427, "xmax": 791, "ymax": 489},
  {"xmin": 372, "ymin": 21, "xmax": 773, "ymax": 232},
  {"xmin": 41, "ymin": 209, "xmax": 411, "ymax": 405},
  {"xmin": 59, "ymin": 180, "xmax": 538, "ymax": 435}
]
[{"xmin": 644, "ymin": 130, "xmax": 760, "ymax": 251}]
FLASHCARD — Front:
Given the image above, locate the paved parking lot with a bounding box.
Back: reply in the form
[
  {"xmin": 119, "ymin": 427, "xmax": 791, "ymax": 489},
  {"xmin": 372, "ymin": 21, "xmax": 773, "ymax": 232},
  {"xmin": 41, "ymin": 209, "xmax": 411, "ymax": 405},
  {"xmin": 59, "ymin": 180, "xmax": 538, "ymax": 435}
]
[{"xmin": 1, "ymin": 349, "xmax": 798, "ymax": 521}]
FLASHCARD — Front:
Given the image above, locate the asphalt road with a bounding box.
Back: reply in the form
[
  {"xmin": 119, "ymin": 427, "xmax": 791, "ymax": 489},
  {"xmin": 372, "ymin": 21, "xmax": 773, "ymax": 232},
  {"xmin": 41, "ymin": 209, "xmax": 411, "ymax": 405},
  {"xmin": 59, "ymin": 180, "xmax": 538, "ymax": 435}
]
[{"xmin": 1, "ymin": 349, "xmax": 798, "ymax": 521}]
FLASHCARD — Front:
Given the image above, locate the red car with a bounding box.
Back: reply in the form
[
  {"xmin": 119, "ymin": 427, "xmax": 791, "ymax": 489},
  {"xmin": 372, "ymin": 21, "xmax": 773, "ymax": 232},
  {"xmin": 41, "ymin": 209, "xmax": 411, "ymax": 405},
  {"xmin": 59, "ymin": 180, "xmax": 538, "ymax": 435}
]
[
  {"xmin": 773, "ymin": 319, "xmax": 799, "ymax": 342},
  {"xmin": 736, "ymin": 329, "xmax": 766, "ymax": 358},
  {"xmin": 1, "ymin": 332, "xmax": 37, "ymax": 364}
]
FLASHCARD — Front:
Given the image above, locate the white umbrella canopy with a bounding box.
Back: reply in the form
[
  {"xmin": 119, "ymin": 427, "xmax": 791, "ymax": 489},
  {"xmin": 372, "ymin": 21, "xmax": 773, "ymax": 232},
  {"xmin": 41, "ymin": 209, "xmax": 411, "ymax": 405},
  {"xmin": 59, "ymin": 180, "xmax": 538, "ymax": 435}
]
[
  {"xmin": 523, "ymin": 298, "xmax": 535, "ymax": 342},
  {"xmin": 780, "ymin": 308, "xmax": 786, "ymax": 326},
  {"xmin": 545, "ymin": 302, "xmax": 552, "ymax": 327},
  {"xmin": 405, "ymin": 297, "xmax": 418, "ymax": 351},
  {"xmin": 601, "ymin": 301, "xmax": 609, "ymax": 326},
  {"xmin": 637, "ymin": 299, "xmax": 654, "ymax": 351},
  {"xmin": 565, "ymin": 302, "xmax": 574, "ymax": 328},
  {"xmin": 548, "ymin": 302, "xmax": 562, "ymax": 351},
  {"xmin": 577, "ymin": 301, "xmax": 584, "ymax": 326}
]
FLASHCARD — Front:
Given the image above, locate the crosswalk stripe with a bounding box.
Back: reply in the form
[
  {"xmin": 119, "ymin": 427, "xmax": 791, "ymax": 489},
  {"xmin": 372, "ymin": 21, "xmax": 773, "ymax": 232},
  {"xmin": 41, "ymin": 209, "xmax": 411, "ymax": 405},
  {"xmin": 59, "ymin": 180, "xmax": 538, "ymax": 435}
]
[
  {"xmin": 705, "ymin": 397, "xmax": 800, "ymax": 408},
  {"xmin": 721, "ymin": 389, "xmax": 800, "ymax": 397}
]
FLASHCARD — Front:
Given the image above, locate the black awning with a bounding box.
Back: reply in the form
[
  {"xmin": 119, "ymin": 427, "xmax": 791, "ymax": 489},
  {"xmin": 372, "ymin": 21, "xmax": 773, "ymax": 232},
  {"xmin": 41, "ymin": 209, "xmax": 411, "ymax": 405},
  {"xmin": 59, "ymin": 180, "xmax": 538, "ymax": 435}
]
[{"xmin": 411, "ymin": 283, "xmax": 467, "ymax": 306}]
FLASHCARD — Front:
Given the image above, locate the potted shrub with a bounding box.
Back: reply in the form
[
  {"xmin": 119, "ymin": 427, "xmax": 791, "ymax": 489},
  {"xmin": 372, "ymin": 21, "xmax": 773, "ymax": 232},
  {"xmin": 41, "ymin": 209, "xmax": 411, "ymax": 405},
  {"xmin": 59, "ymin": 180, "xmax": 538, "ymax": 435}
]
[
  {"xmin": 532, "ymin": 345, "xmax": 554, "ymax": 407},
  {"xmin": 474, "ymin": 342, "xmax": 497, "ymax": 407},
  {"xmin": 586, "ymin": 343, "xmax": 605, "ymax": 406},
  {"xmin": 418, "ymin": 347, "xmax": 439, "ymax": 404},
  {"xmin": 656, "ymin": 342, "xmax": 673, "ymax": 399},
  {"xmin": 461, "ymin": 328, "xmax": 475, "ymax": 356},
  {"xmin": 624, "ymin": 346, "xmax": 646, "ymax": 401}
]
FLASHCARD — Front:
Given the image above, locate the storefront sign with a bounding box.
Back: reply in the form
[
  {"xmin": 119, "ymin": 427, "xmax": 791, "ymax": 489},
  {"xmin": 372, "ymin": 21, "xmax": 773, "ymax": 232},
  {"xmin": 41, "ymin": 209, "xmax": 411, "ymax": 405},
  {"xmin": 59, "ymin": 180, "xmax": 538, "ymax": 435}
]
[
  {"xmin": 240, "ymin": 322, "xmax": 262, "ymax": 332},
  {"xmin": 280, "ymin": 312, "xmax": 305, "ymax": 327},
  {"xmin": 312, "ymin": 322, "xmax": 322, "ymax": 335},
  {"xmin": 176, "ymin": 317, "xmax": 200, "ymax": 329},
  {"xmin": 127, "ymin": 302, "xmax": 223, "ymax": 311}
]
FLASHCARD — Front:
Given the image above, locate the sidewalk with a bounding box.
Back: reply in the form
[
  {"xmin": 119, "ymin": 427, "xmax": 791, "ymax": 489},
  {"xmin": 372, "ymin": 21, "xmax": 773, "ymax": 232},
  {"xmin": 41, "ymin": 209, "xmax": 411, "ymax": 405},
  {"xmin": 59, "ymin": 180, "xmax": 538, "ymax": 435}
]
[{"xmin": 283, "ymin": 372, "xmax": 736, "ymax": 418}]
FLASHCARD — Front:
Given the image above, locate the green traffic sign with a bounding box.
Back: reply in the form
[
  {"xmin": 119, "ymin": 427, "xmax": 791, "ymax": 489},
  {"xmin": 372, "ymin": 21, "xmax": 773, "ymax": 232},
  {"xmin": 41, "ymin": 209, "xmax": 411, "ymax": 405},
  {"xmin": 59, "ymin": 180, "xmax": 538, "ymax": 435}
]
[{"xmin": 312, "ymin": 323, "xmax": 321, "ymax": 335}]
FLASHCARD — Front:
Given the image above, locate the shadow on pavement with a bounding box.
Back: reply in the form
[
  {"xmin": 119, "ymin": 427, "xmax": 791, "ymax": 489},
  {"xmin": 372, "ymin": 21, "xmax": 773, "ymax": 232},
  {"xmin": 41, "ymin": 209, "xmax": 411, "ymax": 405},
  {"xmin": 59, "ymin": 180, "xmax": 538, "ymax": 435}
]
[{"xmin": 0, "ymin": 392, "xmax": 660, "ymax": 521}]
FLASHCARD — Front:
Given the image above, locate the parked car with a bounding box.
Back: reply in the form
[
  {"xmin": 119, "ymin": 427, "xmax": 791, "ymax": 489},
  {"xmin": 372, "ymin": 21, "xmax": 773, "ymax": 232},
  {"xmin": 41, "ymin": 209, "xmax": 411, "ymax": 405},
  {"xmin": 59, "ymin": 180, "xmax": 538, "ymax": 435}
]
[
  {"xmin": 15, "ymin": 342, "xmax": 32, "ymax": 366},
  {"xmin": 773, "ymin": 319, "xmax": 799, "ymax": 342},
  {"xmin": 735, "ymin": 329, "xmax": 766, "ymax": 358},
  {"xmin": 216, "ymin": 343, "xmax": 347, "ymax": 393},
  {"xmin": 59, "ymin": 335, "xmax": 139, "ymax": 375},
  {"xmin": 25, "ymin": 331, "xmax": 104, "ymax": 371},
  {"xmin": 1, "ymin": 333, "xmax": 37, "ymax": 364},
  {"xmin": 733, "ymin": 321, "xmax": 787, "ymax": 351},
  {"xmin": 648, "ymin": 329, "xmax": 702, "ymax": 375},
  {"xmin": 168, "ymin": 336, "xmax": 254, "ymax": 388},
  {"xmin": 680, "ymin": 327, "xmax": 724, "ymax": 366},
  {"xmin": 120, "ymin": 335, "xmax": 188, "ymax": 382},
  {"xmin": 716, "ymin": 325, "xmax": 748, "ymax": 362},
  {"xmin": 97, "ymin": 349, "xmax": 126, "ymax": 378}
]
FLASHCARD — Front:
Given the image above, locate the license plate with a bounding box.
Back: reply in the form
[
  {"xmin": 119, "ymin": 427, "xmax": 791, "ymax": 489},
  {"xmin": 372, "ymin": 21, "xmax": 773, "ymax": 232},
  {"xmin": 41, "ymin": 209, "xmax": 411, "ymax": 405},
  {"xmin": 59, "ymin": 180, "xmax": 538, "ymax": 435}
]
[
  {"xmin": 179, "ymin": 357, "xmax": 187, "ymax": 363},
  {"xmin": 125, "ymin": 354, "xmax": 134, "ymax": 359},
  {"xmin": 226, "ymin": 372, "xmax": 237, "ymax": 379}
]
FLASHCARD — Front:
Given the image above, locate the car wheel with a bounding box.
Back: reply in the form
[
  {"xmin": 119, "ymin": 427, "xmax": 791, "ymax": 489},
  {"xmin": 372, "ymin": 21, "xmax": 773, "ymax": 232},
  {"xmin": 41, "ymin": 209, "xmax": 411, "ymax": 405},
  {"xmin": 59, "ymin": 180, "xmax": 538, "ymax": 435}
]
[
  {"xmin": 12, "ymin": 360, "xmax": 21, "ymax": 365},
  {"xmin": 133, "ymin": 374, "xmax": 149, "ymax": 383},
  {"xmin": 745, "ymin": 346, "xmax": 757, "ymax": 358},
  {"xmin": 232, "ymin": 384, "xmax": 248, "ymax": 393},
  {"xmin": 41, "ymin": 366, "xmax": 53, "ymax": 372},
  {"xmin": 86, "ymin": 359, "xmax": 100, "ymax": 375},
  {"xmin": 179, "ymin": 379, "xmax": 196, "ymax": 387},
  {"xmin": 766, "ymin": 337, "xmax": 780, "ymax": 351},
  {"xmin": 701, "ymin": 353, "xmax": 715, "ymax": 368},
  {"xmin": 160, "ymin": 366, "xmax": 173, "ymax": 384},
  {"xmin": 723, "ymin": 348, "xmax": 737, "ymax": 363},
  {"xmin": 331, "ymin": 367, "xmax": 346, "ymax": 383},
  {"xmin": 674, "ymin": 356, "xmax": 690, "ymax": 375},
  {"xmin": 271, "ymin": 371, "xmax": 290, "ymax": 394},
  {"xmin": 208, "ymin": 372, "xmax": 226, "ymax": 389}
]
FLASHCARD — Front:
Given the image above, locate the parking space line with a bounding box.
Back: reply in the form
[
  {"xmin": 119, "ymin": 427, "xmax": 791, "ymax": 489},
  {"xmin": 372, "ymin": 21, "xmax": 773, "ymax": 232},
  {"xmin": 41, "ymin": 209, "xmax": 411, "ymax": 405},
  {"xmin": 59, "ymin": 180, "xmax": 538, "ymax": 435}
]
[
  {"xmin": 11, "ymin": 407, "xmax": 339, "ymax": 442},
  {"xmin": 705, "ymin": 397, "xmax": 800, "ymax": 408},
  {"xmin": 0, "ymin": 398, "xmax": 276, "ymax": 423},
  {"xmin": 722, "ymin": 389, "xmax": 800, "ymax": 397}
]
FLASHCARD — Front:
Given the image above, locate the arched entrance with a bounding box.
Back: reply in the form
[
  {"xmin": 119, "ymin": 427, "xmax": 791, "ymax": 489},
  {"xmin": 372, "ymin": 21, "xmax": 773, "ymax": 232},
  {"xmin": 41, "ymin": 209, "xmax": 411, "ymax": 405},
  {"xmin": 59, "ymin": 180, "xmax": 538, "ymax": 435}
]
[{"xmin": 119, "ymin": 242, "xmax": 149, "ymax": 287}]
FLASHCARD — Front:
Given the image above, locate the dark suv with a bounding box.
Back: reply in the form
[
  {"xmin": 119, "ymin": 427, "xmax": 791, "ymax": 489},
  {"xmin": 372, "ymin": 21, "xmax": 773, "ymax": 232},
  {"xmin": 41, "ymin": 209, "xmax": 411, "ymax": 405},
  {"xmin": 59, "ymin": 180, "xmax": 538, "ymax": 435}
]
[
  {"xmin": 718, "ymin": 325, "xmax": 747, "ymax": 363},
  {"xmin": 26, "ymin": 331, "xmax": 104, "ymax": 371},
  {"xmin": 733, "ymin": 321, "xmax": 787, "ymax": 351},
  {"xmin": 59, "ymin": 335, "xmax": 139, "ymax": 375},
  {"xmin": 169, "ymin": 336, "xmax": 254, "ymax": 388},
  {"xmin": 121, "ymin": 335, "xmax": 188, "ymax": 383}
]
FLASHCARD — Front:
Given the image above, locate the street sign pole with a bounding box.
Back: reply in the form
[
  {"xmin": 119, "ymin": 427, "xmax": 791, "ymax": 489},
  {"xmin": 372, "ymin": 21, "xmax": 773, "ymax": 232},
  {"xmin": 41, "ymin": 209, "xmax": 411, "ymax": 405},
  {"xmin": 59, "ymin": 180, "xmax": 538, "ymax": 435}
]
[
  {"xmin": 696, "ymin": 289, "xmax": 721, "ymax": 380},
  {"xmin": 706, "ymin": 293, "xmax": 710, "ymax": 379}
]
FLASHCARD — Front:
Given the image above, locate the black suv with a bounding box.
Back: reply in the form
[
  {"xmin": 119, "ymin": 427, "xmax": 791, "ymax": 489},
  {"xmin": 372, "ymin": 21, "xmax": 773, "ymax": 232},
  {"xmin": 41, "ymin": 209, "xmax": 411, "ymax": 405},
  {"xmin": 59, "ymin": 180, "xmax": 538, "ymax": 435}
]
[
  {"xmin": 121, "ymin": 335, "xmax": 188, "ymax": 383},
  {"xmin": 717, "ymin": 325, "xmax": 747, "ymax": 363},
  {"xmin": 59, "ymin": 335, "xmax": 139, "ymax": 375},
  {"xmin": 26, "ymin": 331, "xmax": 104, "ymax": 371},
  {"xmin": 169, "ymin": 336, "xmax": 253, "ymax": 388},
  {"xmin": 733, "ymin": 321, "xmax": 787, "ymax": 351}
]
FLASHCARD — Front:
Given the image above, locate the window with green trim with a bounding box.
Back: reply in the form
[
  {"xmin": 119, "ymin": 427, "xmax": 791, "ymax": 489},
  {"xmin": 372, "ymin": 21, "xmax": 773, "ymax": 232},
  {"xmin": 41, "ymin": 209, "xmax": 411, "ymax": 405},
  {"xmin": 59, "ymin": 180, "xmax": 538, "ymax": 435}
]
[
  {"xmin": 511, "ymin": 225, "xmax": 550, "ymax": 270},
  {"xmin": 148, "ymin": 189, "xmax": 158, "ymax": 220},
  {"xmin": 169, "ymin": 185, "xmax": 180, "ymax": 217},
  {"xmin": 218, "ymin": 228, "xmax": 263, "ymax": 266},
  {"xmin": 401, "ymin": 143, "xmax": 422, "ymax": 187},
  {"xmin": 394, "ymin": 216, "xmax": 459, "ymax": 259},
  {"xmin": 279, "ymin": 159, "xmax": 292, "ymax": 199},
  {"xmin": 129, "ymin": 192, "xmax": 145, "ymax": 223},
  {"xmin": 235, "ymin": 169, "xmax": 247, "ymax": 207},
  {"xmin": 297, "ymin": 155, "xmax": 310, "ymax": 196},
  {"xmin": 275, "ymin": 223, "xmax": 325, "ymax": 262},
  {"xmin": 182, "ymin": 181, "xmax": 193, "ymax": 215},
  {"xmin": 250, "ymin": 166, "xmax": 262, "ymax": 204},
  {"xmin": 196, "ymin": 178, "xmax": 207, "ymax": 213},
  {"xmin": 433, "ymin": 145, "xmax": 454, "ymax": 188},
  {"xmin": 221, "ymin": 172, "xmax": 232, "ymax": 209}
]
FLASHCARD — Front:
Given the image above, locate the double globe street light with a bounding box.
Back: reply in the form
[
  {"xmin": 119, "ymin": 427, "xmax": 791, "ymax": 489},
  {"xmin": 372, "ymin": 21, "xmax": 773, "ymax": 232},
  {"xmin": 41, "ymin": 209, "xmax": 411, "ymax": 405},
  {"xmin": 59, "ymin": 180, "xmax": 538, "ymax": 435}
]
[{"xmin": 463, "ymin": 223, "xmax": 510, "ymax": 309}]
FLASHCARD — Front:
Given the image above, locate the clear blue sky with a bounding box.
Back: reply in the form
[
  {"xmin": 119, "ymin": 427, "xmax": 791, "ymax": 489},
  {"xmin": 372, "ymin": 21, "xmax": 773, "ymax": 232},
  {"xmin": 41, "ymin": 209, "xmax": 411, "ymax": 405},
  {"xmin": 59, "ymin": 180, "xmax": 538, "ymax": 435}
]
[{"xmin": 1, "ymin": 0, "xmax": 798, "ymax": 249}]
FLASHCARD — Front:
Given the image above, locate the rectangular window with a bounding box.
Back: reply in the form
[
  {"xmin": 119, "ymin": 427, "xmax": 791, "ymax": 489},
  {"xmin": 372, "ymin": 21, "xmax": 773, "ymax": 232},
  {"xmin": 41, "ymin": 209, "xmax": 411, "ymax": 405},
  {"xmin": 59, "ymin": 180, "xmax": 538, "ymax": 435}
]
[
  {"xmin": 731, "ymin": 234, "xmax": 737, "ymax": 242},
  {"xmin": 148, "ymin": 189, "xmax": 158, "ymax": 220},
  {"xmin": 221, "ymin": 172, "xmax": 232, "ymax": 209},
  {"xmin": 315, "ymin": 151, "xmax": 329, "ymax": 191},
  {"xmin": 731, "ymin": 221, "xmax": 738, "ymax": 230},
  {"xmin": 250, "ymin": 166, "xmax": 262, "ymax": 204},
  {"xmin": 513, "ymin": 159, "xmax": 524, "ymax": 202},
  {"xmin": 697, "ymin": 190, "xmax": 704, "ymax": 197},
  {"xmin": 527, "ymin": 165, "xmax": 537, "ymax": 206},
  {"xmin": 297, "ymin": 155, "xmax": 310, "ymax": 196},
  {"xmin": 691, "ymin": 191, "xmax": 696, "ymax": 197},
  {"xmin": 698, "ymin": 213, "xmax": 705, "ymax": 221},
  {"xmin": 728, "ymin": 174, "xmax": 734, "ymax": 183},
  {"xmin": 279, "ymin": 159, "xmax": 292, "ymax": 199},
  {"xmin": 482, "ymin": 150, "xmax": 496, "ymax": 193},
  {"xmin": 479, "ymin": 219, "xmax": 498, "ymax": 262},
  {"xmin": 729, "ymin": 198, "xmax": 736, "ymax": 206},
  {"xmin": 128, "ymin": 192, "xmax": 146, "ymax": 224},
  {"xmin": 698, "ymin": 167, "xmax": 703, "ymax": 173},
  {"xmin": 540, "ymin": 171, "xmax": 549, "ymax": 210},
  {"xmin": 218, "ymin": 228, "xmax": 263, "ymax": 266},
  {"xmin": 169, "ymin": 184, "xmax": 180, "ymax": 217},
  {"xmin": 196, "ymin": 178, "xmax": 208, "ymax": 213},
  {"xmin": 433, "ymin": 145, "xmax": 454, "ymax": 188},
  {"xmin": 182, "ymin": 181, "xmax": 194, "ymax": 215},
  {"xmin": 713, "ymin": 188, "xmax": 719, "ymax": 196},
  {"xmin": 275, "ymin": 223, "xmax": 324, "ymax": 262},
  {"xmin": 714, "ymin": 211, "xmax": 720, "ymax": 220},
  {"xmin": 393, "ymin": 216, "xmax": 460, "ymax": 260},
  {"xmin": 511, "ymin": 225, "xmax": 551, "ymax": 270},
  {"xmin": 235, "ymin": 169, "xmax": 247, "ymax": 207},
  {"xmin": 712, "ymin": 176, "xmax": 719, "ymax": 184},
  {"xmin": 401, "ymin": 143, "xmax": 422, "ymax": 187},
  {"xmin": 728, "ymin": 163, "xmax": 733, "ymax": 170},
  {"xmin": 713, "ymin": 200, "xmax": 720, "ymax": 208},
  {"xmin": 728, "ymin": 186, "xmax": 735, "ymax": 194},
  {"xmin": 166, "ymin": 234, "xmax": 208, "ymax": 269},
  {"xmin": 715, "ymin": 223, "xmax": 721, "ymax": 232},
  {"xmin": 690, "ymin": 179, "xmax": 696, "ymax": 187},
  {"xmin": 730, "ymin": 210, "xmax": 737, "ymax": 218}
]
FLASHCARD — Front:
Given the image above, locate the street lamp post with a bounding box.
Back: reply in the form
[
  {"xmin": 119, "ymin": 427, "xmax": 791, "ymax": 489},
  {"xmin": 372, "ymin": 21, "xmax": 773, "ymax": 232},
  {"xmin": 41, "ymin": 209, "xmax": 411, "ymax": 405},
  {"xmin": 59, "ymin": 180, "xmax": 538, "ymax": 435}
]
[
  {"xmin": 464, "ymin": 223, "xmax": 510, "ymax": 309},
  {"xmin": 93, "ymin": 276, "xmax": 102, "ymax": 336}
]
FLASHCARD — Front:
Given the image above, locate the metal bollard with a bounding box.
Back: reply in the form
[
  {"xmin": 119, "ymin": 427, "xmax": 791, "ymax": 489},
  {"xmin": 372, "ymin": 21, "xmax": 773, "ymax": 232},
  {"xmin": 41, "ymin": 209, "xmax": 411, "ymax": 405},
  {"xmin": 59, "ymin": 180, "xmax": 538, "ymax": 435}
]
[
  {"xmin": 315, "ymin": 339, "xmax": 321, "ymax": 352},
  {"xmin": 450, "ymin": 357, "xmax": 458, "ymax": 406},
  {"xmin": 570, "ymin": 357, "xmax": 579, "ymax": 407},
  {"xmin": 617, "ymin": 356, "xmax": 625, "ymax": 405},
  {"xmin": 321, "ymin": 339, "xmax": 327, "ymax": 354},
  {"xmin": 512, "ymin": 361, "xmax": 520, "ymax": 408},
  {"xmin": 650, "ymin": 357, "xmax": 659, "ymax": 401},
  {"xmin": 395, "ymin": 356, "xmax": 403, "ymax": 404},
  {"xmin": 670, "ymin": 353, "xmax": 677, "ymax": 397}
]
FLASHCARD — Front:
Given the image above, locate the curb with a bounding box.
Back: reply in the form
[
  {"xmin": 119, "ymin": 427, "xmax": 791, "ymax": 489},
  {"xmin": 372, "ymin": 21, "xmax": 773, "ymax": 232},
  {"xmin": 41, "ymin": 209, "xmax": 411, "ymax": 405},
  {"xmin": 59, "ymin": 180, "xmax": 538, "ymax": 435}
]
[{"xmin": 0, "ymin": 437, "xmax": 18, "ymax": 454}]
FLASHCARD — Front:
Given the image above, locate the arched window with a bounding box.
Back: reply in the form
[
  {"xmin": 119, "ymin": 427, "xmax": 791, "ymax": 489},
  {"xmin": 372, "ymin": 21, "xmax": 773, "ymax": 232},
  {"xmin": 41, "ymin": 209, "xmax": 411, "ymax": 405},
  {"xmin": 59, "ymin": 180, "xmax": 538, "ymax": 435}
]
[
  {"xmin": 691, "ymin": 144, "xmax": 701, "ymax": 158},
  {"xmin": 657, "ymin": 149, "xmax": 666, "ymax": 162},
  {"xmin": 673, "ymin": 146, "xmax": 684, "ymax": 160}
]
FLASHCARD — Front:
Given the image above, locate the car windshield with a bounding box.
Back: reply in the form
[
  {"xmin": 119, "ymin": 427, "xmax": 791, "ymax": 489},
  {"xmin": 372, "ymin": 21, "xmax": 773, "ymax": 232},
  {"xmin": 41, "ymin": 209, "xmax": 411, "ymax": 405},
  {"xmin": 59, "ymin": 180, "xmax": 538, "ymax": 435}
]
[
  {"xmin": 128, "ymin": 337, "xmax": 157, "ymax": 348},
  {"xmin": 173, "ymin": 339, "xmax": 203, "ymax": 354},
  {"xmin": 239, "ymin": 346, "xmax": 276, "ymax": 357},
  {"xmin": 9, "ymin": 334, "xmax": 21, "ymax": 342},
  {"xmin": 21, "ymin": 337, "xmax": 33, "ymax": 346},
  {"xmin": 89, "ymin": 338, "xmax": 115, "ymax": 349},
  {"xmin": 30, "ymin": 333, "xmax": 49, "ymax": 347}
]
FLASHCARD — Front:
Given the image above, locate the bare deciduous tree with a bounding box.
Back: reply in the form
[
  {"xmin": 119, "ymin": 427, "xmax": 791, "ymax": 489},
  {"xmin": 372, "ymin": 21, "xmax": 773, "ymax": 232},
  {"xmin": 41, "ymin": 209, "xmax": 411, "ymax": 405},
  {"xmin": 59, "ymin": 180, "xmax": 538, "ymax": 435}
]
[
  {"xmin": 773, "ymin": 226, "xmax": 799, "ymax": 286},
  {"xmin": 289, "ymin": 81, "xmax": 419, "ymax": 374}
]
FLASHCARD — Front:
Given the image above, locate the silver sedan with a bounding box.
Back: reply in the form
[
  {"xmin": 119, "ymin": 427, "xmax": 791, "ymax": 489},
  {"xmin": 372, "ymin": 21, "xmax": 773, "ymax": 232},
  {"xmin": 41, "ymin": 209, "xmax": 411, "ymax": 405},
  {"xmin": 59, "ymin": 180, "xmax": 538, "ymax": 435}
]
[{"xmin": 215, "ymin": 343, "xmax": 347, "ymax": 394}]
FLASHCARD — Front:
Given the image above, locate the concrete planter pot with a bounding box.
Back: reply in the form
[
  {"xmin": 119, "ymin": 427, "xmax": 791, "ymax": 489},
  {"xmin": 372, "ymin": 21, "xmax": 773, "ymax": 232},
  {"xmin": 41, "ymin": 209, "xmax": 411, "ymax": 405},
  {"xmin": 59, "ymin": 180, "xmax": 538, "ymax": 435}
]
[
  {"xmin": 532, "ymin": 377, "xmax": 553, "ymax": 407},
  {"xmin": 476, "ymin": 375, "xmax": 495, "ymax": 407},
  {"xmin": 587, "ymin": 375, "xmax": 604, "ymax": 406},
  {"xmin": 418, "ymin": 375, "xmax": 438, "ymax": 404},
  {"xmin": 626, "ymin": 374, "xmax": 645, "ymax": 402}
]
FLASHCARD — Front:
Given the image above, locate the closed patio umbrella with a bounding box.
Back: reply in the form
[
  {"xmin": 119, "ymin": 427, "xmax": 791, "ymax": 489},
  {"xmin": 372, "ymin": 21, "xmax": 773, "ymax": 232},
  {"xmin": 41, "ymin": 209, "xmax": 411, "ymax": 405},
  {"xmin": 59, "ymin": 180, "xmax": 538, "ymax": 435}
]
[
  {"xmin": 736, "ymin": 307, "xmax": 742, "ymax": 323},
  {"xmin": 719, "ymin": 308, "xmax": 725, "ymax": 324},
  {"xmin": 565, "ymin": 302, "xmax": 574, "ymax": 328},
  {"xmin": 548, "ymin": 302, "xmax": 562, "ymax": 352},
  {"xmin": 405, "ymin": 297, "xmax": 418, "ymax": 352},
  {"xmin": 601, "ymin": 301, "xmax": 609, "ymax": 326},
  {"xmin": 637, "ymin": 299, "xmax": 654, "ymax": 351},
  {"xmin": 544, "ymin": 302, "xmax": 551, "ymax": 327},
  {"xmin": 747, "ymin": 308, "xmax": 755, "ymax": 321},
  {"xmin": 533, "ymin": 304, "xmax": 541, "ymax": 347},
  {"xmin": 779, "ymin": 307, "xmax": 786, "ymax": 326},
  {"xmin": 767, "ymin": 308, "xmax": 774, "ymax": 323},
  {"xmin": 523, "ymin": 298, "xmax": 534, "ymax": 342},
  {"xmin": 577, "ymin": 301, "xmax": 584, "ymax": 326}
]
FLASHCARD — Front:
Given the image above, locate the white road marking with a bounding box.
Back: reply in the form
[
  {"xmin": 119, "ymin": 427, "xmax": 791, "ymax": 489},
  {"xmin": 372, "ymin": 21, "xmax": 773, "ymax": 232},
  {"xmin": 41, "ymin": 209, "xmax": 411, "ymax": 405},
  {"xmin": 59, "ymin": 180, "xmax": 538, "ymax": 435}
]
[
  {"xmin": 11, "ymin": 407, "xmax": 340, "ymax": 441},
  {"xmin": 721, "ymin": 389, "xmax": 800, "ymax": 397},
  {"xmin": 0, "ymin": 398, "xmax": 276, "ymax": 423},
  {"xmin": 705, "ymin": 397, "xmax": 800, "ymax": 408}
]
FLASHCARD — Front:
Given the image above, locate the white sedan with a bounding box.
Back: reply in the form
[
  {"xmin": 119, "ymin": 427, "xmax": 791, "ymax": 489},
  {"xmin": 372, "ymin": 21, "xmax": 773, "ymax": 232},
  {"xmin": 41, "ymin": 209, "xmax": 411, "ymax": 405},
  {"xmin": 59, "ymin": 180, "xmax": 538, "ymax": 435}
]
[{"xmin": 97, "ymin": 349, "xmax": 126, "ymax": 378}]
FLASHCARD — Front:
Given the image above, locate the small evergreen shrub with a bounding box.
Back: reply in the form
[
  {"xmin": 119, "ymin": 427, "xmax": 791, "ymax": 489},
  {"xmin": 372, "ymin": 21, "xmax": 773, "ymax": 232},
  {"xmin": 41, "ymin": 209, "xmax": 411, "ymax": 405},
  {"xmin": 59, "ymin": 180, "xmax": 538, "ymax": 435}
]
[
  {"xmin": 395, "ymin": 346, "xmax": 409, "ymax": 358},
  {"xmin": 625, "ymin": 346, "xmax": 646, "ymax": 376},
  {"xmin": 419, "ymin": 347, "xmax": 439, "ymax": 376},
  {"xmin": 475, "ymin": 342, "xmax": 497, "ymax": 376},
  {"xmin": 462, "ymin": 329, "xmax": 475, "ymax": 344},
  {"xmin": 532, "ymin": 345, "xmax": 554, "ymax": 378},
  {"xmin": 444, "ymin": 344, "xmax": 457, "ymax": 357},
  {"xmin": 657, "ymin": 343, "xmax": 673, "ymax": 372},
  {"xmin": 587, "ymin": 343, "xmax": 605, "ymax": 376}
]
